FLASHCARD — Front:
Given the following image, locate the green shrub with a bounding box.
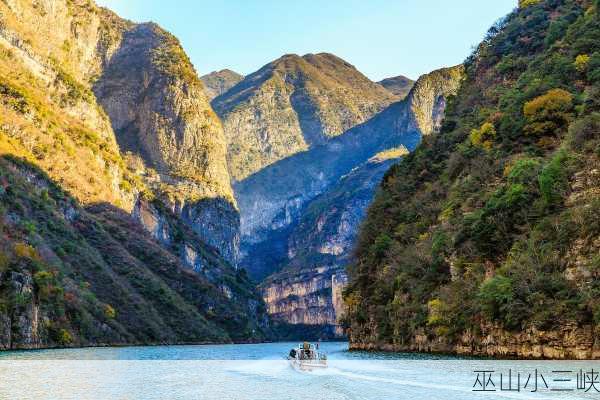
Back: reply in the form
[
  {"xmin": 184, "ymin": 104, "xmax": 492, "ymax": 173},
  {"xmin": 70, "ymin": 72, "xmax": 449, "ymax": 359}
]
[
  {"xmin": 478, "ymin": 276, "xmax": 514, "ymax": 320},
  {"xmin": 56, "ymin": 328, "xmax": 73, "ymax": 346},
  {"xmin": 568, "ymin": 113, "xmax": 600, "ymax": 151},
  {"xmin": 0, "ymin": 252, "xmax": 9, "ymax": 272},
  {"xmin": 538, "ymin": 151, "xmax": 570, "ymax": 208},
  {"xmin": 574, "ymin": 54, "xmax": 591, "ymax": 73},
  {"xmin": 506, "ymin": 158, "xmax": 542, "ymax": 185},
  {"xmin": 371, "ymin": 234, "xmax": 393, "ymax": 259}
]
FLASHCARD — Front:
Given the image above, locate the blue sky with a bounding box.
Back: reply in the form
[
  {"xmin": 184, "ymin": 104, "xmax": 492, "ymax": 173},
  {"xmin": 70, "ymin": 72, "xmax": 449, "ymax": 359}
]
[{"xmin": 96, "ymin": 1, "xmax": 516, "ymax": 81}]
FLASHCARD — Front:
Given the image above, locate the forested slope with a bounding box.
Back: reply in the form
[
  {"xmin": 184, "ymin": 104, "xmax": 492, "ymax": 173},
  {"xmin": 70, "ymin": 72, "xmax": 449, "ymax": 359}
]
[{"xmin": 345, "ymin": 0, "xmax": 600, "ymax": 359}]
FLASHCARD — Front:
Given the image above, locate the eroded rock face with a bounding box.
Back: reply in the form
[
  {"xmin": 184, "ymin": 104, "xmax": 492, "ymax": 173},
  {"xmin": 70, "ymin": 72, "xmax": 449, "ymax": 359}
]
[
  {"xmin": 213, "ymin": 53, "xmax": 399, "ymax": 181},
  {"xmin": 349, "ymin": 323, "xmax": 600, "ymax": 360},
  {"xmin": 92, "ymin": 22, "xmax": 239, "ymax": 265},
  {"xmin": 237, "ymin": 65, "xmax": 464, "ymax": 278},
  {"xmin": 95, "ymin": 23, "xmax": 232, "ymax": 192},
  {"xmin": 261, "ymin": 265, "xmax": 347, "ymax": 336}
]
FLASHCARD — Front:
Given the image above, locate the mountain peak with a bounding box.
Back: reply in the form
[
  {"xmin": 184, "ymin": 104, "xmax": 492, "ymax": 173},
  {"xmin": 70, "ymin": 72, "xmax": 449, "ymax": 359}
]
[
  {"xmin": 378, "ymin": 74, "xmax": 415, "ymax": 99},
  {"xmin": 200, "ymin": 69, "xmax": 244, "ymax": 100},
  {"xmin": 213, "ymin": 52, "xmax": 398, "ymax": 180}
]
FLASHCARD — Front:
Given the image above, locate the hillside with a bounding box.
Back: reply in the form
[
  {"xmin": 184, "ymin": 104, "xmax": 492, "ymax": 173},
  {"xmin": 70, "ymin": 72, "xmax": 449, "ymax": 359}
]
[
  {"xmin": 378, "ymin": 75, "xmax": 414, "ymax": 99},
  {"xmin": 344, "ymin": 0, "xmax": 600, "ymax": 359},
  {"xmin": 201, "ymin": 69, "xmax": 244, "ymax": 100},
  {"xmin": 0, "ymin": 156, "xmax": 267, "ymax": 348},
  {"xmin": 212, "ymin": 53, "xmax": 399, "ymax": 181},
  {"xmin": 0, "ymin": 0, "xmax": 267, "ymax": 348}
]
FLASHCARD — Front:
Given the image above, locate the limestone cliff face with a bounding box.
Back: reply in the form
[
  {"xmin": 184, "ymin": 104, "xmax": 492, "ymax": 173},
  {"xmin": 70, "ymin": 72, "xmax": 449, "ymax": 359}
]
[
  {"xmin": 94, "ymin": 24, "xmax": 233, "ymax": 196},
  {"xmin": 93, "ymin": 22, "xmax": 238, "ymax": 264},
  {"xmin": 349, "ymin": 323, "xmax": 600, "ymax": 360},
  {"xmin": 286, "ymin": 149, "xmax": 408, "ymax": 262},
  {"xmin": 201, "ymin": 69, "xmax": 243, "ymax": 101},
  {"xmin": 213, "ymin": 53, "xmax": 399, "ymax": 181},
  {"xmin": 404, "ymin": 66, "xmax": 464, "ymax": 136},
  {"xmin": 259, "ymin": 151, "xmax": 404, "ymax": 335},
  {"xmin": 261, "ymin": 265, "xmax": 347, "ymax": 337}
]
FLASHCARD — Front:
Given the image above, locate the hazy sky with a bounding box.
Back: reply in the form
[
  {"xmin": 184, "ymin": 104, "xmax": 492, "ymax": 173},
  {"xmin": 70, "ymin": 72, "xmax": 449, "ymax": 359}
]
[{"xmin": 95, "ymin": 1, "xmax": 516, "ymax": 81}]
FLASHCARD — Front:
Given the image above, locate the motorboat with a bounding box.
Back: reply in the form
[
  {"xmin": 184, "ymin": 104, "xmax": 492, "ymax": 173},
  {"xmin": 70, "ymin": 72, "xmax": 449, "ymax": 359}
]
[{"xmin": 287, "ymin": 342, "xmax": 327, "ymax": 371}]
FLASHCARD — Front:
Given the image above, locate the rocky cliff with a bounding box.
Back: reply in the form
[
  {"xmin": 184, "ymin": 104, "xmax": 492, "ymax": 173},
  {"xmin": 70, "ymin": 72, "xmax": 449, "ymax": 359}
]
[
  {"xmin": 344, "ymin": 0, "xmax": 600, "ymax": 359},
  {"xmin": 93, "ymin": 21, "xmax": 239, "ymax": 265},
  {"xmin": 0, "ymin": 0, "xmax": 267, "ymax": 348},
  {"xmin": 241, "ymin": 66, "xmax": 463, "ymax": 336},
  {"xmin": 378, "ymin": 75, "xmax": 414, "ymax": 99},
  {"xmin": 212, "ymin": 53, "xmax": 399, "ymax": 181},
  {"xmin": 201, "ymin": 69, "xmax": 243, "ymax": 100}
]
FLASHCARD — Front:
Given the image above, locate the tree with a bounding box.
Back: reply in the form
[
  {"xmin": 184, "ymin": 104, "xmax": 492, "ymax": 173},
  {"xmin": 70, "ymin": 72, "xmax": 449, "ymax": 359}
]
[
  {"xmin": 523, "ymin": 89, "xmax": 574, "ymax": 136},
  {"xmin": 519, "ymin": 0, "xmax": 541, "ymax": 8},
  {"xmin": 574, "ymin": 54, "xmax": 591, "ymax": 73},
  {"xmin": 470, "ymin": 122, "xmax": 497, "ymax": 150}
]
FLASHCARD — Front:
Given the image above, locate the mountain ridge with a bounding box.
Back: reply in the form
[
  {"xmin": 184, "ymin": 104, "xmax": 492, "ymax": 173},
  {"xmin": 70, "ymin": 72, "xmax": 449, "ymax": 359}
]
[{"xmin": 213, "ymin": 52, "xmax": 399, "ymax": 181}]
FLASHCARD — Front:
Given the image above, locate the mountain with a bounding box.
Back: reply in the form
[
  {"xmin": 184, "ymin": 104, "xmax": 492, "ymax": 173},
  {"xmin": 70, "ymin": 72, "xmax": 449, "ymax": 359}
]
[
  {"xmin": 344, "ymin": 0, "xmax": 600, "ymax": 359},
  {"xmin": 236, "ymin": 65, "xmax": 463, "ymax": 336},
  {"xmin": 378, "ymin": 75, "xmax": 414, "ymax": 99},
  {"xmin": 212, "ymin": 53, "xmax": 400, "ymax": 181},
  {"xmin": 200, "ymin": 69, "xmax": 244, "ymax": 100},
  {"xmin": 0, "ymin": 0, "xmax": 267, "ymax": 348}
]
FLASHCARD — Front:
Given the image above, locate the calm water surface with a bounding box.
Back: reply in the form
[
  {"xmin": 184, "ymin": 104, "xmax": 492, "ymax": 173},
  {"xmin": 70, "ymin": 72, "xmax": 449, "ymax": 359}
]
[{"xmin": 0, "ymin": 342, "xmax": 598, "ymax": 399}]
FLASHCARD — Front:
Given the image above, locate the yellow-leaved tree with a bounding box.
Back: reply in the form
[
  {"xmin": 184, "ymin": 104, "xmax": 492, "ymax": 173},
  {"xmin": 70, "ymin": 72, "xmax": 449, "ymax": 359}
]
[{"xmin": 523, "ymin": 89, "xmax": 573, "ymax": 136}]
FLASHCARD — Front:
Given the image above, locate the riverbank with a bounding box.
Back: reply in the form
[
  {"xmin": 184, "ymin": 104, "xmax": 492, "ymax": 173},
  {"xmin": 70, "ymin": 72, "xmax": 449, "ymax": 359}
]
[{"xmin": 349, "ymin": 323, "xmax": 600, "ymax": 359}]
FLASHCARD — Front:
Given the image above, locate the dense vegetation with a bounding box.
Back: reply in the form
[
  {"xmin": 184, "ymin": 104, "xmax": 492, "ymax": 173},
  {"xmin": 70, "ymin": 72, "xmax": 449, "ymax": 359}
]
[
  {"xmin": 0, "ymin": 156, "xmax": 267, "ymax": 348},
  {"xmin": 345, "ymin": 0, "xmax": 600, "ymax": 350}
]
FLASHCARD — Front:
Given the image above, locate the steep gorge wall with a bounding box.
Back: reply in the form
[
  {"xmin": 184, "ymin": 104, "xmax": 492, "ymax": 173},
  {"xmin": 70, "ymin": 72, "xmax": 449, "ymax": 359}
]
[{"xmin": 93, "ymin": 22, "xmax": 239, "ymax": 264}]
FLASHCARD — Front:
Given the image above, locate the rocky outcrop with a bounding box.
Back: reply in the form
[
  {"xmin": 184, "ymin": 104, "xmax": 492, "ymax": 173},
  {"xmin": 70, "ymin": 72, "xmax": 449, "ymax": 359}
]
[
  {"xmin": 349, "ymin": 323, "xmax": 600, "ymax": 360},
  {"xmin": 213, "ymin": 53, "xmax": 399, "ymax": 181},
  {"xmin": 378, "ymin": 75, "xmax": 414, "ymax": 99},
  {"xmin": 201, "ymin": 69, "xmax": 243, "ymax": 100}
]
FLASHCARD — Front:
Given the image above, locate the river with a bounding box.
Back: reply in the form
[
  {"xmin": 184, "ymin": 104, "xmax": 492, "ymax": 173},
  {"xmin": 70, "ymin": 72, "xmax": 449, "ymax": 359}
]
[{"xmin": 0, "ymin": 342, "xmax": 598, "ymax": 399}]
